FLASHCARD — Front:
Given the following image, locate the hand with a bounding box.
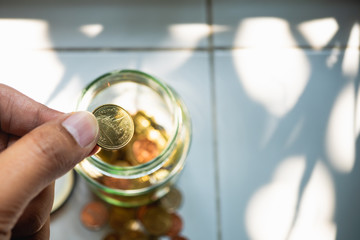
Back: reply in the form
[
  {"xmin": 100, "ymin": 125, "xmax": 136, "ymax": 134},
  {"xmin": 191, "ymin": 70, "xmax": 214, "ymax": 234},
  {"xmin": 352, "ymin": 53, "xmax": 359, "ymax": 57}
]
[{"xmin": 0, "ymin": 84, "xmax": 99, "ymax": 239}]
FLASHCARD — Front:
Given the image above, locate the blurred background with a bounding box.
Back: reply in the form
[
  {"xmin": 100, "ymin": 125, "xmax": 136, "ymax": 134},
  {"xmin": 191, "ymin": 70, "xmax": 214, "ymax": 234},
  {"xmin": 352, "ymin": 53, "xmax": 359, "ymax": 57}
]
[{"xmin": 0, "ymin": 0, "xmax": 359, "ymax": 239}]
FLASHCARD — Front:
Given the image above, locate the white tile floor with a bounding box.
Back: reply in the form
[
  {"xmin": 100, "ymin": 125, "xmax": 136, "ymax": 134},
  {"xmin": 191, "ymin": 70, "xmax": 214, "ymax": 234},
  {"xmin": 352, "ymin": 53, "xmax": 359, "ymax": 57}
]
[
  {"xmin": 212, "ymin": 0, "xmax": 360, "ymax": 48},
  {"xmin": 1, "ymin": 0, "xmax": 360, "ymax": 239},
  {"xmin": 0, "ymin": 0, "xmax": 208, "ymax": 49}
]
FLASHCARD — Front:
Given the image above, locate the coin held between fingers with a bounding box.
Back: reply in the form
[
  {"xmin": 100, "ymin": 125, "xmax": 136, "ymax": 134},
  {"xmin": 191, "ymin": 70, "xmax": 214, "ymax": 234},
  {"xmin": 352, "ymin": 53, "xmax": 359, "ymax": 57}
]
[{"xmin": 92, "ymin": 104, "xmax": 134, "ymax": 150}]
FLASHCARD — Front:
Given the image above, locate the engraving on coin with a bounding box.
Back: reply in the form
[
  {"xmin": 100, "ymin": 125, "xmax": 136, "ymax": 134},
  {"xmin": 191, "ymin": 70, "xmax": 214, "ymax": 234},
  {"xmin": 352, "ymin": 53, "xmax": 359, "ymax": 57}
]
[{"xmin": 93, "ymin": 104, "xmax": 134, "ymax": 150}]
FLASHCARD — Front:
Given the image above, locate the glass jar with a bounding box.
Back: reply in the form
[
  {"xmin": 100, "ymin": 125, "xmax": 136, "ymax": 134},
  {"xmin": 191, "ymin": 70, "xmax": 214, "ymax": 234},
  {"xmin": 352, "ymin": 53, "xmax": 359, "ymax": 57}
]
[{"xmin": 75, "ymin": 69, "xmax": 191, "ymax": 207}]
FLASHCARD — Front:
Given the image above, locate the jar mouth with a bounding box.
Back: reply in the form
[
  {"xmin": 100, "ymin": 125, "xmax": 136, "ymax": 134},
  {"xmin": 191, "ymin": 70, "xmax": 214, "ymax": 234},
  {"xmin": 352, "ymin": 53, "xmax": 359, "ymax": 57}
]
[{"xmin": 77, "ymin": 69, "xmax": 180, "ymax": 178}]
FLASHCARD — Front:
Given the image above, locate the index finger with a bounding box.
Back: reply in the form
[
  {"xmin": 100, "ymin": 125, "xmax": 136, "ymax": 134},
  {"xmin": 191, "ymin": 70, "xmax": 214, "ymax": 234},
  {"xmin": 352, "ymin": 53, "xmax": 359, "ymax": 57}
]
[{"xmin": 0, "ymin": 84, "xmax": 62, "ymax": 136}]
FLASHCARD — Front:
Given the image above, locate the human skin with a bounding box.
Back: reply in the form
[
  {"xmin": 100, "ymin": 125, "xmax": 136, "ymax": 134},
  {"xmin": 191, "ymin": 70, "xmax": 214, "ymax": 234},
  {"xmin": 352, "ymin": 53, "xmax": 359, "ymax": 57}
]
[{"xmin": 0, "ymin": 84, "xmax": 99, "ymax": 240}]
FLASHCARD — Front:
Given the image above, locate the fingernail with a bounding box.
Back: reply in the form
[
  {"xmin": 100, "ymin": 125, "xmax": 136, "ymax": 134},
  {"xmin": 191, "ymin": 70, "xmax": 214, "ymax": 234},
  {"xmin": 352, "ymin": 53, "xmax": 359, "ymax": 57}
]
[{"xmin": 62, "ymin": 111, "xmax": 99, "ymax": 148}]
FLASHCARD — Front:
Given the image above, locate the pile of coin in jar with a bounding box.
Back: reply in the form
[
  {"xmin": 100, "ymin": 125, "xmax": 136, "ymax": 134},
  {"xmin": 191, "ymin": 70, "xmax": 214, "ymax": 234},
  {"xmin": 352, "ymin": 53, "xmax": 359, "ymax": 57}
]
[
  {"xmin": 80, "ymin": 187, "xmax": 188, "ymax": 240},
  {"xmin": 95, "ymin": 109, "xmax": 168, "ymax": 167}
]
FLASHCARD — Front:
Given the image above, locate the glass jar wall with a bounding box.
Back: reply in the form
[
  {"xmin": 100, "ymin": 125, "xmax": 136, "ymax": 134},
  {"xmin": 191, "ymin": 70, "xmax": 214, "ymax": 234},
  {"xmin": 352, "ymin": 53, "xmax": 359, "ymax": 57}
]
[{"xmin": 75, "ymin": 70, "xmax": 191, "ymax": 207}]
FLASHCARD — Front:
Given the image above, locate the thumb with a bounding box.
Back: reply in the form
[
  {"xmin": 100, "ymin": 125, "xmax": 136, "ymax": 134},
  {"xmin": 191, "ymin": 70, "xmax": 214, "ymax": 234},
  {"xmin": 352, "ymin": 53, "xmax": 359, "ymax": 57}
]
[{"xmin": 0, "ymin": 111, "xmax": 99, "ymax": 229}]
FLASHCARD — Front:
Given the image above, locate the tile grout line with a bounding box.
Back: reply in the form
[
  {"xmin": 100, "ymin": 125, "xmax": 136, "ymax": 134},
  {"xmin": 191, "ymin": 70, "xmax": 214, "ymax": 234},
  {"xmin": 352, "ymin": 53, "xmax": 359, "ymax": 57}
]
[
  {"xmin": 34, "ymin": 47, "xmax": 210, "ymax": 52},
  {"xmin": 355, "ymin": 76, "xmax": 359, "ymax": 151},
  {"xmin": 25, "ymin": 45, "xmax": 360, "ymax": 52},
  {"xmin": 205, "ymin": 0, "xmax": 222, "ymax": 240}
]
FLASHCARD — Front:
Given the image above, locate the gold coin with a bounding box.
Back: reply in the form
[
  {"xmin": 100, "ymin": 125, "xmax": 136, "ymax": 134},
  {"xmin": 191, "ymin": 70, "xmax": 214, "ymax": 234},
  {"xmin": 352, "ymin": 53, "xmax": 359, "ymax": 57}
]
[
  {"xmin": 160, "ymin": 188, "xmax": 182, "ymax": 213},
  {"xmin": 93, "ymin": 104, "xmax": 134, "ymax": 150},
  {"xmin": 142, "ymin": 206, "xmax": 172, "ymax": 236},
  {"xmin": 80, "ymin": 201, "xmax": 109, "ymax": 231},
  {"xmin": 102, "ymin": 176, "xmax": 131, "ymax": 190},
  {"xmin": 171, "ymin": 236, "xmax": 188, "ymax": 240},
  {"xmin": 120, "ymin": 230, "xmax": 148, "ymax": 240},
  {"xmin": 109, "ymin": 206, "xmax": 137, "ymax": 231},
  {"xmin": 166, "ymin": 213, "xmax": 183, "ymax": 237},
  {"xmin": 103, "ymin": 232, "xmax": 120, "ymax": 240},
  {"xmin": 132, "ymin": 138, "xmax": 160, "ymax": 164}
]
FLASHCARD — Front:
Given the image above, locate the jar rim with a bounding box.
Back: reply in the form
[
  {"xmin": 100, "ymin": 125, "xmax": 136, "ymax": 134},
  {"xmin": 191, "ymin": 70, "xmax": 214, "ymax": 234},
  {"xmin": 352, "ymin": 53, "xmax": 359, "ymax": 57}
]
[{"xmin": 76, "ymin": 69, "xmax": 181, "ymax": 178}]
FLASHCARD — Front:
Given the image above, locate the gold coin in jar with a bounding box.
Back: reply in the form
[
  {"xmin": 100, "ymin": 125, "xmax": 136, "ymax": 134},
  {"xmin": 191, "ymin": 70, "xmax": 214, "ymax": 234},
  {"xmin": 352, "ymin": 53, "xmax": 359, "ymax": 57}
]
[{"xmin": 93, "ymin": 104, "xmax": 134, "ymax": 150}]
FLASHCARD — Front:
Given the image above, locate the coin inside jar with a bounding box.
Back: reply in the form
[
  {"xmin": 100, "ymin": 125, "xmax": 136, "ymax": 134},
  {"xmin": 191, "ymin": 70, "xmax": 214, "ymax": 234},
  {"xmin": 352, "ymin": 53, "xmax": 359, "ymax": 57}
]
[{"xmin": 93, "ymin": 104, "xmax": 134, "ymax": 150}]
